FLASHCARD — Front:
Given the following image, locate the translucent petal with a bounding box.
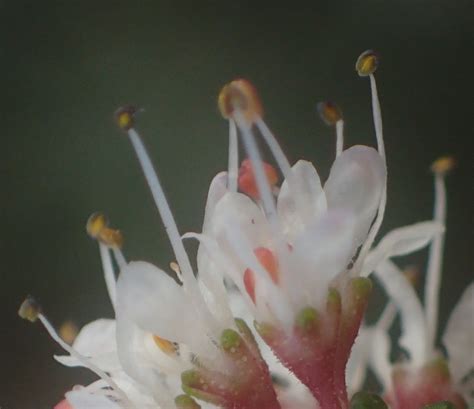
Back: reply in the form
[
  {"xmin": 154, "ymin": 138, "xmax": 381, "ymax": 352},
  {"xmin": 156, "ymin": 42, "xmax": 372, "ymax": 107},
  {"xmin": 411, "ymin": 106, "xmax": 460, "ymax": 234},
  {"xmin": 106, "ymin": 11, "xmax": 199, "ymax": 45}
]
[
  {"xmin": 202, "ymin": 171, "xmax": 228, "ymax": 234},
  {"xmin": 277, "ymin": 160, "xmax": 327, "ymax": 240},
  {"xmin": 324, "ymin": 145, "xmax": 386, "ymax": 245},
  {"xmin": 442, "ymin": 282, "xmax": 474, "ymax": 384},
  {"xmin": 361, "ymin": 221, "xmax": 444, "ymax": 277},
  {"xmin": 210, "ymin": 191, "xmax": 269, "ymax": 248},
  {"xmin": 369, "ymin": 328, "xmax": 392, "ymax": 391},
  {"xmin": 65, "ymin": 390, "xmax": 121, "ymax": 409},
  {"xmin": 286, "ymin": 210, "xmax": 357, "ymax": 309},
  {"xmin": 116, "ymin": 261, "xmax": 206, "ymax": 345},
  {"xmin": 375, "ymin": 260, "xmax": 427, "ymax": 366},
  {"xmin": 55, "ymin": 319, "xmax": 121, "ymax": 372},
  {"xmin": 347, "ymin": 328, "xmax": 372, "ymax": 394}
]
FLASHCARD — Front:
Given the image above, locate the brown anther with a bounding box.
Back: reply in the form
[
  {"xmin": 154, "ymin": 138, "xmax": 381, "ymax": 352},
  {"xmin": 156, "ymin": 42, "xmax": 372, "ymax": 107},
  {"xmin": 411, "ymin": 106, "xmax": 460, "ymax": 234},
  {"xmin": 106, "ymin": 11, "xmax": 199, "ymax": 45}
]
[
  {"xmin": 153, "ymin": 335, "xmax": 178, "ymax": 355},
  {"xmin": 59, "ymin": 320, "xmax": 79, "ymax": 345},
  {"xmin": 431, "ymin": 156, "xmax": 455, "ymax": 175},
  {"xmin": 18, "ymin": 295, "xmax": 42, "ymax": 322},
  {"xmin": 218, "ymin": 79, "xmax": 263, "ymax": 125},
  {"xmin": 115, "ymin": 105, "xmax": 138, "ymax": 131},
  {"xmin": 356, "ymin": 50, "xmax": 379, "ymax": 77},
  {"xmin": 86, "ymin": 212, "xmax": 108, "ymax": 239},
  {"xmin": 317, "ymin": 101, "xmax": 343, "ymax": 126},
  {"xmin": 99, "ymin": 228, "xmax": 124, "ymax": 249},
  {"xmin": 403, "ymin": 265, "xmax": 420, "ymax": 287}
]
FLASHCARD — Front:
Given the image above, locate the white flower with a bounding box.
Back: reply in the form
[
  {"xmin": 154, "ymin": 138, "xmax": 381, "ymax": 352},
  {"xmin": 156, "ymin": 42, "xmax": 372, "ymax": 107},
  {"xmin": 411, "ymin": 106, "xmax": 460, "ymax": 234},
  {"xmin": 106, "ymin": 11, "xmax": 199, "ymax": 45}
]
[{"xmin": 363, "ymin": 158, "xmax": 473, "ymax": 408}]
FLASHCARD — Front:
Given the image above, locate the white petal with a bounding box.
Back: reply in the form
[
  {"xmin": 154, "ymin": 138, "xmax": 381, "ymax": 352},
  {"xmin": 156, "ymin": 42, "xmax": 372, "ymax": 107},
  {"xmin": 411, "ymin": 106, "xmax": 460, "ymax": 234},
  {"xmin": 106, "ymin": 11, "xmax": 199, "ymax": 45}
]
[
  {"xmin": 324, "ymin": 145, "xmax": 386, "ymax": 246},
  {"xmin": 65, "ymin": 390, "xmax": 121, "ymax": 409},
  {"xmin": 202, "ymin": 172, "xmax": 229, "ymax": 235},
  {"xmin": 375, "ymin": 260, "xmax": 428, "ymax": 366},
  {"xmin": 361, "ymin": 221, "xmax": 444, "ymax": 277},
  {"xmin": 277, "ymin": 160, "xmax": 327, "ymax": 240},
  {"xmin": 210, "ymin": 191, "xmax": 270, "ymax": 248},
  {"xmin": 54, "ymin": 319, "xmax": 121, "ymax": 372},
  {"xmin": 116, "ymin": 261, "xmax": 206, "ymax": 346},
  {"xmin": 346, "ymin": 328, "xmax": 372, "ymax": 394},
  {"xmin": 369, "ymin": 328, "xmax": 393, "ymax": 391},
  {"xmin": 286, "ymin": 210, "xmax": 357, "ymax": 310},
  {"xmin": 442, "ymin": 282, "xmax": 474, "ymax": 384}
]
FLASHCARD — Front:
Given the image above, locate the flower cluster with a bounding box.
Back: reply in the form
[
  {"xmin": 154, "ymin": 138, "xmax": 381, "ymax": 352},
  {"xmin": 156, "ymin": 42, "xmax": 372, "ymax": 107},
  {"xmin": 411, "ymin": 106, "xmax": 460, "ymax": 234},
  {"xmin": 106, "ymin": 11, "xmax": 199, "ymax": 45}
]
[{"xmin": 19, "ymin": 51, "xmax": 472, "ymax": 409}]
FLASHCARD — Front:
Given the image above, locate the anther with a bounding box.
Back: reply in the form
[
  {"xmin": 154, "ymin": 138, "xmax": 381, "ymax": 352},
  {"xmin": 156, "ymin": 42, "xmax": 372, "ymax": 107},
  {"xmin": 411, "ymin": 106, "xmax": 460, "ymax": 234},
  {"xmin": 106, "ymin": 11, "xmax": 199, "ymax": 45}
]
[
  {"xmin": 218, "ymin": 79, "xmax": 263, "ymax": 125},
  {"xmin": 356, "ymin": 50, "xmax": 379, "ymax": 77},
  {"xmin": 243, "ymin": 247, "xmax": 279, "ymax": 303},
  {"xmin": 86, "ymin": 212, "xmax": 108, "ymax": 239},
  {"xmin": 59, "ymin": 321, "xmax": 79, "ymax": 345},
  {"xmin": 86, "ymin": 212, "xmax": 124, "ymax": 249},
  {"xmin": 114, "ymin": 105, "xmax": 138, "ymax": 131},
  {"xmin": 431, "ymin": 156, "xmax": 455, "ymax": 175},
  {"xmin": 317, "ymin": 101, "xmax": 343, "ymax": 126},
  {"xmin": 238, "ymin": 159, "xmax": 279, "ymax": 200},
  {"xmin": 18, "ymin": 295, "xmax": 42, "ymax": 322},
  {"xmin": 153, "ymin": 335, "xmax": 178, "ymax": 356}
]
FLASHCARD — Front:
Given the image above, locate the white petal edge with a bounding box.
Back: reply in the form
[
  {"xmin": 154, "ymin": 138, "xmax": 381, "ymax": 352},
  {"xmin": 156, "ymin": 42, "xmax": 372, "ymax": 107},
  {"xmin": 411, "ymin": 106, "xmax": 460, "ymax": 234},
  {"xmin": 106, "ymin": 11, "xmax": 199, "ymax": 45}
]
[
  {"xmin": 442, "ymin": 282, "xmax": 474, "ymax": 384},
  {"xmin": 324, "ymin": 145, "xmax": 386, "ymax": 246},
  {"xmin": 374, "ymin": 260, "xmax": 428, "ymax": 366},
  {"xmin": 360, "ymin": 221, "xmax": 444, "ymax": 277}
]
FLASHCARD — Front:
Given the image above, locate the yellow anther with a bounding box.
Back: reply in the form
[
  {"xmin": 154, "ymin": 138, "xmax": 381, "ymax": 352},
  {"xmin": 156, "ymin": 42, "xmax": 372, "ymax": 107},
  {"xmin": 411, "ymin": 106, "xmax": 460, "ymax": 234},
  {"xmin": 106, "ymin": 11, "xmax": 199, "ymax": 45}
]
[
  {"xmin": 317, "ymin": 101, "xmax": 343, "ymax": 126},
  {"xmin": 431, "ymin": 156, "xmax": 455, "ymax": 175},
  {"xmin": 403, "ymin": 265, "xmax": 420, "ymax": 287},
  {"xmin": 356, "ymin": 50, "xmax": 379, "ymax": 77},
  {"xmin": 99, "ymin": 228, "xmax": 124, "ymax": 249},
  {"xmin": 153, "ymin": 335, "xmax": 178, "ymax": 356},
  {"xmin": 86, "ymin": 212, "xmax": 108, "ymax": 239},
  {"xmin": 59, "ymin": 320, "xmax": 79, "ymax": 345},
  {"xmin": 18, "ymin": 296, "xmax": 41, "ymax": 322},
  {"xmin": 170, "ymin": 261, "xmax": 181, "ymax": 275},
  {"xmin": 86, "ymin": 212, "xmax": 124, "ymax": 248},
  {"xmin": 115, "ymin": 105, "xmax": 137, "ymax": 131},
  {"xmin": 218, "ymin": 79, "xmax": 263, "ymax": 125}
]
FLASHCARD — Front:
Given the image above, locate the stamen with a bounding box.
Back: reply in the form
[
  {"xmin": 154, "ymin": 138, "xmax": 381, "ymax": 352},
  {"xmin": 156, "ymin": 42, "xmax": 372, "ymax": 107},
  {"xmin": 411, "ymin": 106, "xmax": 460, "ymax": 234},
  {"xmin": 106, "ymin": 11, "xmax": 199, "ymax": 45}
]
[
  {"xmin": 317, "ymin": 101, "xmax": 344, "ymax": 157},
  {"xmin": 227, "ymin": 119, "xmax": 238, "ymax": 192},
  {"xmin": 218, "ymin": 79, "xmax": 263, "ymax": 126},
  {"xmin": 19, "ymin": 297, "xmax": 133, "ymax": 407},
  {"xmin": 238, "ymin": 158, "xmax": 279, "ymax": 200},
  {"xmin": 353, "ymin": 50, "xmax": 387, "ymax": 273},
  {"xmin": 99, "ymin": 242, "xmax": 117, "ymax": 308},
  {"xmin": 234, "ymin": 110, "xmax": 279, "ymax": 229},
  {"xmin": 116, "ymin": 112, "xmax": 216, "ymax": 330},
  {"xmin": 424, "ymin": 157, "xmax": 451, "ymax": 352}
]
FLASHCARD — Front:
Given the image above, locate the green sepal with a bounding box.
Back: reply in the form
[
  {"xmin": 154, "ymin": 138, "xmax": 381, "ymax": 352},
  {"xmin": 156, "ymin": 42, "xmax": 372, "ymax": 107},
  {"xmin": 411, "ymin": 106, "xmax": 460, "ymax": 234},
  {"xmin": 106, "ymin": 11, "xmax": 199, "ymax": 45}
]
[
  {"xmin": 181, "ymin": 370, "xmax": 222, "ymax": 405},
  {"xmin": 421, "ymin": 401, "xmax": 456, "ymax": 409},
  {"xmin": 235, "ymin": 318, "xmax": 257, "ymax": 347},
  {"xmin": 350, "ymin": 391, "xmax": 388, "ymax": 409},
  {"xmin": 175, "ymin": 394, "xmax": 201, "ymax": 409},
  {"xmin": 295, "ymin": 306, "xmax": 319, "ymax": 332},
  {"xmin": 220, "ymin": 328, "xmax": 242, "ymax": 351},
  {"xmin": 350, "ymin": 277, "xmax": 373, "ymax": 302}
]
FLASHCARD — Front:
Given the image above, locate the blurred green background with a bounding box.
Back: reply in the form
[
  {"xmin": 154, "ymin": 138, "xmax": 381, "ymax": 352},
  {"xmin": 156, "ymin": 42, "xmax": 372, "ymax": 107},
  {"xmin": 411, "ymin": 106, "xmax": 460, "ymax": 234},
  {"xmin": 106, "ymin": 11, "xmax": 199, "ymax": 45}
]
[{"xmin": 1, "ymin": 1, "xmax": 472, "ymax": 407}]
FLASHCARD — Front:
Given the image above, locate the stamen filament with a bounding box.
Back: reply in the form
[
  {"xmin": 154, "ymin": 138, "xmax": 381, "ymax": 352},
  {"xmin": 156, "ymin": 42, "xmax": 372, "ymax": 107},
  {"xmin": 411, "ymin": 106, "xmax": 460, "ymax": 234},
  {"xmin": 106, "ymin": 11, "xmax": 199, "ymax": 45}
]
[
  {"xmin": 424, "ymin": 172, "xmax": 447, "ymax": 352},
  {"xmin": 227, "ymin": 119, "xmax": 238, "ymax": 192},
  {"xmin": 38, "ymin": 314, "xmax": 133, "ymax": 408},
  {"xmin": 353, "ymin": 73, "xmax": 387, "ymax": 274},
  {"xmin": 335, "ymin": 119, "xmax": 344, "ymax": 157},
  {"xmin": 98, "ymin": 242, "xmax": 116, "ymax": 309},
  {"xmin": 369, "ymin": 74, "xmax": 386, "ymax": 161},
  {"xmin": 234, "ymin": 111, "xmax": 279, "ymax": 230},
  {"xmin": 126, "ymin": 128, "xmax": 218, "ymax": 332},
  {"xmin": 112, "ymin": 247, "xmax": 127, "ymax": 270},
  {"xmin": 127, "ymin": 128, "xmax": 196, "ymax": 287}
]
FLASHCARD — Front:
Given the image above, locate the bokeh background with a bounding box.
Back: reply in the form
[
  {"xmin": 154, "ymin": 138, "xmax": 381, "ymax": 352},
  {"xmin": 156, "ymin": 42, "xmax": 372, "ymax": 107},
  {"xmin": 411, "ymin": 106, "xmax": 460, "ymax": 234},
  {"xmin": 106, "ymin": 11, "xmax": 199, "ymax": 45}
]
[{"xmin": 1, "ymin": 1, "xmax": 472, "ymax": 408}]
